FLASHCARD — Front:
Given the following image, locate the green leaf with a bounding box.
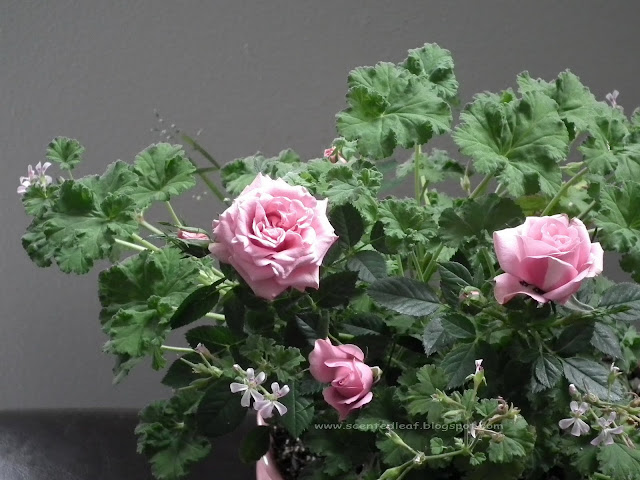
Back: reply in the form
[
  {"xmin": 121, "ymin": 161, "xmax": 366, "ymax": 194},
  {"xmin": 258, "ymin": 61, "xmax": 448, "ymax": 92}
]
[
  {"xmin": 337, "ymin": 62, "xmax": 452, "ymax": 159},
  {"xmin": 136, "ymin": 390, "xmax": 211, "ymax": 480},
  {"xmin": 46, "ymin": 137, "xmax": 84, "ymax": 171},
  {"xmin": 377, "ymin": 198, "xmax": 436, "ymax": 252},
  {"xmin": 313, "ymin": 271, "xmax": 359, "ymax": 308},
  {"xmin": 398, "ymin": 365, "xmax": 448, "ymax": 418},
  {"xmin": 130, "ymin": 143, "xmax": 196, "ymax": 207},
  {"xmin": 402, "ymin": 43, "xmax": 458, "ymax": 101},
  {"xmin": 562, "ymin": 357, "xmax": 623, "ymax": 400},
  {"xmin": 438, "ymin": 312, "xmax": 476, "ymax": 339},
  {"xmin": 239, "ymin": 426, "xmax": 271, "ymax": 463},
  {"xmin": 21, "ymin": 184, "xmax": 58, "ymax": 217},
  {"xmin": 555, "ymin": 323, "xmax": 595, "ymax": 355},
  {"xmin": 591, "ymin": 322, "xmax": 623, "ymax": 358},
  {"xmin": 221, "ymin": 149, "xmax": 301, "ymax": 195},
  {"xmin": 453, "ymin": 91, "xmax": 569, "ymax": 197},
  {"xmin": 368, "ymin": 277, "xmax": 440, "ymax": 317},
  {"xmin": 487, "ymin": 417, "xmax": 535, "ymax": 464},
  {"xmin": 239, "ymin": 335, "xmax": 305, "ymax": 383},
  {"xmin": 600, "ymin": 283, "xmax": 640, "ymax": 322},
  {"xmin": 533, "ymin": 353, "xmax": 563, "ymax": 390},
  {"xmin": 185, "ymin": 326, "xmax": 238, "ymax": 351},
  {"xmin": 98, "ymin": 248, "xmax": 202, "ymax": 377},
  {"xmin": 22, "ymin": 162, "xmax": 140, "ymax": 274},
  {"xmin": 279, "ymin": 380, "xmax": 314, "ymax": 438},
  {"xmin": 438, "ymin": 195, "xmax": 523, "ymax": 248},
  {"xmin": 197, "ymin": 378, "xmax": 248, "ymax": 437},
  {"xmin": 422, "ymin": 316, "xmax": 455, "ymax": 356},
  {"xmin": 161, "ymin": 353, "xmax": 201, "ymax": 389},
  {"xmin": 439, "ymin": 261, "xmax": 474, "ymax": 304},
  {"xmin": 441, "ymin": 342, "xmax": 478, "ymax": 388},
  {"xmin": 596, "ymin": 182, "xmax": 640, "ymax": 256},
  {"xmin": 597, "ymin": 443, "xmax": 640, "ymax": 480},
  {"xmin": 170, "ymin": 284, "xmax": 220, "ymax": 329},
  {"xmin": 330, "ymin": 203, "xmax": 364, "ymax": 247},
  {"xmin": 347, "ymin": 250, "xmax": 388, "ymax": 282}
]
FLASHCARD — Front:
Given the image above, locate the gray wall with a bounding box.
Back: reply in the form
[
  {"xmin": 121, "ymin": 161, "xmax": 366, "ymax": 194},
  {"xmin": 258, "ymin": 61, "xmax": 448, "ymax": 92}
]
[{"xmin": 1, "ymin": 0, "xmax": 638, "ymax": 409}]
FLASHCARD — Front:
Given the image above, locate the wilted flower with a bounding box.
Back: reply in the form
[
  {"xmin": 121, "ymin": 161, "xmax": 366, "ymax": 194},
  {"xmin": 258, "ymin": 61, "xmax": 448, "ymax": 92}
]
[
  {"xmin": 253, "ymin": 382, "xmax": 289, "ymax": 419},
  {"xmin": 17, "ymin": 162, "xmax": 52, "ymax": 195},
  {"xmin": 591, "ymin": 412, "xmax": 624, "ymax": 446},
  {"xmin": 558, "ymin": 401, "xmax": 590, "ymax": 437},
  {"xmin": 230, "ymin": 365, "xmax": 266, "ymax": 407}
]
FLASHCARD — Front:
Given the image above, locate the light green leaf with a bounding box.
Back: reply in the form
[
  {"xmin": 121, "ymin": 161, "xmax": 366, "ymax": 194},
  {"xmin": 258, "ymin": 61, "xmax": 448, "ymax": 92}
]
[
  {"xmin": 597, "ymin": 443, "xmax": 640, "ymax": 480},
  {"xmin": 46, "ymin": 137, "xmax": 85, "ymax": 171},
  {"xmin": 453, "ymin": 91, "xmax": 569, "ymax": 197},
  {"xmin": 239, "ymin": 335, "xmax": 305, "ymax": 383},
  {"xmin": 487, "ymin": 417, "xmax": 535, "ymax": 464},
  {"xmin": 377, "ymin": 198, "xmax": 436, "ymax": 253},
  {"xmin": 402, "ymin": 43, "xmax": 458, "ymax": 101},
  {"xmin": 130, "ymin": 143, "xmax": 196, "ymax": 207},
  {"xmin": 221, "ymin": 149, "xmax": 301, "ymax": 195},
  {"xmin": 337, "ymin": 62, "xmax": 452, "ymax": 159},
  {"xmin": 595, "ymin": 182, "xmax": 640, "ymax": 254}
]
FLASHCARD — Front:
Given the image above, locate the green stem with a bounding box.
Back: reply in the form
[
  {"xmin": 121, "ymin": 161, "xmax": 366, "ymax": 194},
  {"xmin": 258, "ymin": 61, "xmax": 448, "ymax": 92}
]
[
  {"xmin": 205, "ymin": 312, "xmax": 225, "ymax": 322},
  {"xmin": 67, "ymin": 170, "xmax": 75, "ymax": 180},
  {"xmin": 114, "ymin": 238, "xmax": 147, "ymax": 252},
  {"xmin": 139, "ymin": 219, "xmax": 164, "ymax": 236},
  {"xmin": 410, "ymin": 251, "xmax": 424, "ymax": 280},
  {"xmin": 181, "ymin": 133, "xmax": 221, "ymax": 168},
  {"xmin": 196, "ymin": 170, "xmax": 226, "ymax": 202},
  {"xmin": 423, "ymin": 244, "xmax": 444, "ymax": 282},
  {"xmin": 577, "ymin": 200, "xmax": 597, "ymax": 220},
  {"xmin": 469, "ymin": 174, "xmax": 492, "ymax": 200},
  {"xmin": 541, "ymin": 166, "xmax": 589, "ymax": 216},
  {"xmin": 161, "ymin": 345, "xmax": 194, "ymax": 354},
  {"xmin": 414, "ymin": 145, "xmax": 423, "ymax": 205},
  {"xmin": 479, "ymin": 247, "xmax": 496, "ymax": 279},
  {"xmin": 396, "ymin": 254, "xmax": 405, "ymax": 277},
  {"xmin": 132, "ymin": 233, "xmax": 161, "ymax": 252},
  {"xmin": 165, "ymin": 201, "xmax": 182, "ymax": 226}
]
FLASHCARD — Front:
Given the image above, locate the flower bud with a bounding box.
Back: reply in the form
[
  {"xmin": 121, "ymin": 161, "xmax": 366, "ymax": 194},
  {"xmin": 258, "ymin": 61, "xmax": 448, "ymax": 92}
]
[
  {"xmin": 569, "ymin": 384, "xmax": 579, "ymax": 397},
  {"xmin": 371, "ymin": 366, "xmax": 383, "ymax": 383},
  {"xmin": 585, "ymin": 393, "xmax": 600, "ymax": 404},
  {"xmin": 177, "ymin": 230, "xmax": 210, "ymax": 241},
  {"xmin": 459, "ymin": 287, "xmax": 483, "ymax": 303}
]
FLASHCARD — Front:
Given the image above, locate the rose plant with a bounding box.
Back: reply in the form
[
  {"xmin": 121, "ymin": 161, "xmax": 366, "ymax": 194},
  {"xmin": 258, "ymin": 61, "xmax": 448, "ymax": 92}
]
[{"xmin": 18, "ymin": 44, "xmax": 640, "ymax": 480}]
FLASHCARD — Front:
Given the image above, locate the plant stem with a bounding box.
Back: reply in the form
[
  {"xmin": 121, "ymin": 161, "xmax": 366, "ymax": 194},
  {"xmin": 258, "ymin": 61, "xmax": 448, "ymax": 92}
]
[
  {"xmin": 165, "ymin": 201, "xmax": 182, "ymax": 226},
  {"xmin": 396, "ymin": 254, "xmax": 405, "ymax": 276},
  {"xmin": 114, "ymin": 238, "xmax": 147, "ymax": 252},
  {"xmin": 577, "ymin": 200, "xmax": 597, "ymax": 220},
  {"xmin": 541, "ymin": 166, "xmax": 589, "ymax": 216},
  {"xmin": 161, "ymin": 345, "xmax": 194, "ymax": 354},
  {"xmin": 423, "ymin": 244, "xmax": 444, "ymax": 282},
  {"xmin": 181, "ymin": 133, "xmax": 221, "ymax": 168},
  {"xmin": 196, "ymin": 170, "xmax": 226, "ymax": 202},
  {"xmin": 414, "ymin": 144, "xmax": 423, "ymax": 205},
  {"xmin": 132, "ymin": 233, "xmax": 161, "ymax": 252},
  {"xmin": 469, "ymin": 174, "xmax": 492, "ymax": 200},
  {"xmin": 205, "ymin": 312, "xmax": 225, "ymax": 322},
  {"xmin": 139, "ymin": 219, "xmax": 164, "ymax": 236}
]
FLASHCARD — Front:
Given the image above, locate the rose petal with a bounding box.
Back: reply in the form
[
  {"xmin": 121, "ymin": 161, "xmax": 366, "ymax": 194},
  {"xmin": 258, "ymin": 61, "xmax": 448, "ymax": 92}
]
[{"xmin": 494, "ymin": 273, "xmax": 548, "ymax": 304}]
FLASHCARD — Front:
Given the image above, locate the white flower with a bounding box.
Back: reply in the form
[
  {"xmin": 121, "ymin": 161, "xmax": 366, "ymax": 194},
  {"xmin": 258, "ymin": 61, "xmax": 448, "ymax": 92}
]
[
  {"xmin": 17, "ymin": 162, "xmax": 52, "ymax": 195},
  {"xmin": 606, "ymin": 90, "xmax": 619, "ymax": 108},
  {"xmin": 475, "ymin": 359, "xmax": 483, "ymax": 375},
  {"xmin": 591, "ymin": 412, "xmax": 624, "ymax": 446},
  {"xmin": 610, "ymin": 362, "xmax": 621, "ymax": 375},
  {"xmin": 558, "ymin": 401, "xmax": 591, "ymax": 436},
  {"xmin": 470, "ymin": 421, "xmax": 482, "ymax": 438},
  {"xmin": 253, "ymin": 382, "xmax": 290, "ymax": 419},
  {"xmin": 230, "ymin": 366, "xmax": 266, "ymax": 407}
]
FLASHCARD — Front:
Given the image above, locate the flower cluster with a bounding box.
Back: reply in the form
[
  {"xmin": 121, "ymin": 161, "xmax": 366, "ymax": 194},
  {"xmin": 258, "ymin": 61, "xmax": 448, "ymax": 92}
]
[
  {"xmin": 17, "ymin": 161, "xmax": 52, "ymax": 195},
  {"xmin": 229, "ymin": 365, "xmax": 289, "ymax": 419}
]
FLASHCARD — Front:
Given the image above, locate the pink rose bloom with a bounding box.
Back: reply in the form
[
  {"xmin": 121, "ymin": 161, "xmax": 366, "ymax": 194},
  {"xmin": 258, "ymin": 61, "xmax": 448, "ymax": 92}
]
[
  {"xmin": 493, "ymin": 215, "xmax": 604, "ymax": 305},
  {"xmin": 309, "ymin": 338, "xmax": 373, "ymax": 421},
  {"xmin": 177, "ymin": 230, "xmax": 210, "ymax": 241},
  {"xmin": 210, "ymin": 174, "xmax": 338, "ymax": 300}
]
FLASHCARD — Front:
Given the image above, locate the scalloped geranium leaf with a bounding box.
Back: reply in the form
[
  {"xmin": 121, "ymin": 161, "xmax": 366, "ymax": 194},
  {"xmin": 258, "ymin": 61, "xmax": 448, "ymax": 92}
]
[
  {"xmin": 221, "ymin": 149, "xmax": 301, "ymax": 195},
  {"xmin": 595, "ymin": 181, "xmax": 640, "ymax": 254},
  {"xmin": 98, "ymin": 248, "xmax": 202, "ymax": 377},
  {"xmin": 402, "ymin": 43, "xmax": 458, "ymax": 101},
  {"xmin": 453, "ymin": 91, "xmax": 569, "ymax": 197},
  {"xmin": 377, "ymin": 198, "xmax": 436, "ymax": 253},
  {"xmin": 46, "ymin": 136, "xmax": 85, "ymax": 171},
  {"xmin": 131, "ymin": 143, "xmax": 196, "ymax": 207},
  {"xmin": 337, "ymin": 62, "xmax": 452, "ymax": 159},
  {"xmin": 597, "ymin": 443, "xmax": 640, "ymax": 480}
]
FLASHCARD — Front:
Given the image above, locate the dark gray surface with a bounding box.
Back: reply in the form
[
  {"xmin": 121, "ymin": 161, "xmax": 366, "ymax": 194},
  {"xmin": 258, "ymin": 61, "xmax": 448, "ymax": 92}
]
[{"xmin": 1, "ymin": 1, "xmax": 638, "ymax": 409}]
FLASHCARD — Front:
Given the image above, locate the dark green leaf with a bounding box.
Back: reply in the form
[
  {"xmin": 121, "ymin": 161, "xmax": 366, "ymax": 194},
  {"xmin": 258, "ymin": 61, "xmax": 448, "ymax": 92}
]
[
  {"xmin": 197, "ymin": 378, "xmax": 248, "ymax": 437},
  {"xmin": 591, "ymin": 322, "xmax": 623, "ymax": 358},
  {"xmin": 170, "ymin": 284, "xmax": 220, "ymax": 329},
  {"xmin": 369, "ymin": 277, "xmax": 440, "ymax": 317},
  {"xmin": 185, "ymin": 326, "xmax": 238, "ymax": 351},
  {"xmin": 422, "ymin": 316, "xmax": 455, "ymax": 356},
  {"xmin": 314, "ymin": 271, "xmax": 359, "ymax": 308},
  {"xmin": 441, "ymin": 342, "xmax": 477, "ymax": 388},
  {"xmin": 439, "ymin": 312, "xmax": 476, "ymax": 339},
  {"xmin": 330, "ymin": 203, "xmax": 364, "ymax": 247},
  {"xmin": 239, "ymin": 426, "xmax": 271, "ymax": 463},
  {"xmin": 161, "ymin": 353, "xmax": 201, "ymax": 389},
  {"xmin": 562, "ymin": 357, "xmax": 623, "ymax": 400},
  {"xmin": 402, "ymin": 43, "xmax": 458, "ymax": 101},
  {"xmin": 533, "ymin": 353, "xmax": 563, "ymax": 389},
  {"xmin": 347, "ymin": 250, "xmax": 388, "ymax": 282},
  {"xmin": 278, "ymin": 380, "xmax": 314, "ymax": 438},
  {"xmin": 600, "ymin": 282, "xmax": 640, "ymax": 322}
]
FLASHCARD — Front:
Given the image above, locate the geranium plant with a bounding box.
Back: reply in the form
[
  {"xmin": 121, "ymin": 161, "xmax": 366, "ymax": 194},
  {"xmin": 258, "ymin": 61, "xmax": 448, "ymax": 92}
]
[{"xmin": 18, "ymin": 43, "xmax": 640, "ymax": 480}]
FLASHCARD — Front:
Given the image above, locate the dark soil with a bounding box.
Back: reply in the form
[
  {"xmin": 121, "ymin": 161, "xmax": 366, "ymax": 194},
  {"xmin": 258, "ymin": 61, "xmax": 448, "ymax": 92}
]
[{"xmin": 271, "ymin": 425, "xmax": 317, "ymax": 480}]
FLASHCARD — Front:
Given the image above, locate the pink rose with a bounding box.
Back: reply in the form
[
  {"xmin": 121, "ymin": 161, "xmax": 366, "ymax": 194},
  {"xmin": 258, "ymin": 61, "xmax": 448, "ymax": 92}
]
[
  {"xmin": 177, "ymin": 230, "xmax": 210, "ymax": 241},
  {"xmin": 493, "ymin": 215, "xmax": 604, "ymax": 305},
  {"xmin": 309, "ymin": 338, "xmax": 374, "ymax": 421},
  {"xmin": 210, "ymin": 174, "xmax": 338, "ymax": 300}
]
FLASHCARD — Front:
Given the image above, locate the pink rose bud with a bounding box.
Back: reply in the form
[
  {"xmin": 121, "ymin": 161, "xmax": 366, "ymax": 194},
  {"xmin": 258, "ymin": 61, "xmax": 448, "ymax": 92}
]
[
  {"xmin": 323, "ymin": 147, "xmax": 347, "ymax": 164},
  {"xmin": 210, "ymin": 174, "xmax": 338, "ymax": 300},
  {"xmin": 493, "ymin": 215, "xmax": 603, "ymax": 305},
  {"xmin": 308, "ymin": 338, "xmax": 374, "ymax": 421},
  {"xmin": 177, "ymin": 230, "xmax": 210, "ymax": 241}
]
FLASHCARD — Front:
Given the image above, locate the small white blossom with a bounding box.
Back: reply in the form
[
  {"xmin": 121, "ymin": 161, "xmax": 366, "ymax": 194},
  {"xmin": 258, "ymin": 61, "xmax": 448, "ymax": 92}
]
[
  {"xmin": 606, "ymin": 90, "xmax": 619, "ymax": 108},
  {"xmin": 230, "ymin": 366, "xmax": 266, "ymax": 408},
  {"xmin": 610, "ymin": 362, "xmax": 621, "ymax": 375},
  {"xmin": 253, "ymin": 382, "xmax": 290, "ymax": 419},
  {"xmin": 558, "ymin": 401, "xmax": 591, "ymax": 437},
  {"xmin": 470, "ymin": 421, "xmax": 481, "ymax": 438},
  {"xmin": 475, "ymin": 359, "xmax": 483, "ymax": 375},
  {"xmin": 17, "ymin": 162, "xmax": 52, "ymax": 195},
  {"xmin": 591, "ymin": 412, "xmax": 624, "ymax": 446}
]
